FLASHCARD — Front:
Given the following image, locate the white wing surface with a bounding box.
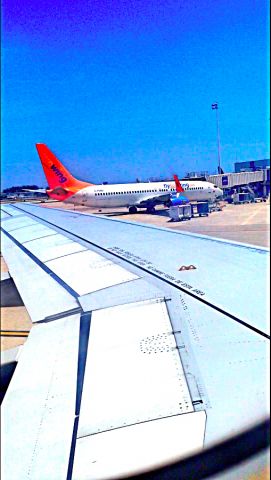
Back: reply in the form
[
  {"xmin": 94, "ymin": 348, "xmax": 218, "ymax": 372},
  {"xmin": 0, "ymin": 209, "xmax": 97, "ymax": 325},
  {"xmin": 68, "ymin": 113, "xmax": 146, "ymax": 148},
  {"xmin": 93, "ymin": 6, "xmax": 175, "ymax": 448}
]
[{"xmin": 1, "ymin": 203, "xmax": 269, "ymax": 479}]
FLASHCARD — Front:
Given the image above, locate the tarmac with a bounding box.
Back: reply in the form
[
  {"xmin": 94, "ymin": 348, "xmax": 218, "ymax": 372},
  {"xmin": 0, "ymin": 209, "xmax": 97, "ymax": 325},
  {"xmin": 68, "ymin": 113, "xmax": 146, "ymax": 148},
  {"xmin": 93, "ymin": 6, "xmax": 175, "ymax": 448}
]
[
  {"xmin": 1, "ymin": 256, "xmax": 32, "ymax": 352},
  {"xmin": 1, "ymin": 200, "xmax": 270, "ymax": 352}
]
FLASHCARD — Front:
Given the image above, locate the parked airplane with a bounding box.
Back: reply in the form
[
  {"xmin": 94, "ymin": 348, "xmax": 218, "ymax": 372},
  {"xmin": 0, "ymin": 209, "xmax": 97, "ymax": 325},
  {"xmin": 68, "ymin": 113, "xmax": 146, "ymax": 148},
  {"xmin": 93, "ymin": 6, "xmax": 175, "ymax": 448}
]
[
  {"xmin": 22, "ymin": 188, "xmax": 48, "ymax": 194},
  {"xmin": 36, "ymin": 144, "xmax": 223, "ymax": 212}
]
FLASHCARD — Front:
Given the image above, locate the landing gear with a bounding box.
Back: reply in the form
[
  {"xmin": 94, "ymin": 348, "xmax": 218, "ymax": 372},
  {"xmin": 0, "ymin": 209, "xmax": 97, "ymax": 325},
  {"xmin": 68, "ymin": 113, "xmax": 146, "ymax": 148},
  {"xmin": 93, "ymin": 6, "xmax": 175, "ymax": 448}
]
[
  {"xmin": 129, "ymin": 206, "xmax": 137, "ymax": 214},
  {"xmin": 146, "ymin": 206, "xmax": 155, "ymax": 214}
]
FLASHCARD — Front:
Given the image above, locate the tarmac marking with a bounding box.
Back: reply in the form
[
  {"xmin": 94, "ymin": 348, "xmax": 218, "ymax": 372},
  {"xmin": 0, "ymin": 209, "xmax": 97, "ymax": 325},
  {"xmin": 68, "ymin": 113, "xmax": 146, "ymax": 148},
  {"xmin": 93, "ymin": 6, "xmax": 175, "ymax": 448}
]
[
  {"xmin": 241, "ymin": 210, "xmax": 260, "ymax": 225},
  {"xmin": 1, "ymin": 330, "xmax": 30, "ymax": 337}
]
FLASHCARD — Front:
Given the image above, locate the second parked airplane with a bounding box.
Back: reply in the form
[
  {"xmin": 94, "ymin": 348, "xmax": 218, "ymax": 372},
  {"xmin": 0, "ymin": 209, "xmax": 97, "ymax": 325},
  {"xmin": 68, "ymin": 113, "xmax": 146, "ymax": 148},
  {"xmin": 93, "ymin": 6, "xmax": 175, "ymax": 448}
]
[{"xmin": 36, "ymin": 144, "xmax": 223, "ymax": 213}]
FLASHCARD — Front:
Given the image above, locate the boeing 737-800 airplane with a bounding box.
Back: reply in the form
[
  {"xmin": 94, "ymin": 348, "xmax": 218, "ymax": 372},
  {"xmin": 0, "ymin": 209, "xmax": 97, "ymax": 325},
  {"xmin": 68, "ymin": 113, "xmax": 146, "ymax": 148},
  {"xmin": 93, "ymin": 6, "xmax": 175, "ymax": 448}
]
[{"xmin": 36, "ymin": 144, "xmax": 223, "ymax": 212}]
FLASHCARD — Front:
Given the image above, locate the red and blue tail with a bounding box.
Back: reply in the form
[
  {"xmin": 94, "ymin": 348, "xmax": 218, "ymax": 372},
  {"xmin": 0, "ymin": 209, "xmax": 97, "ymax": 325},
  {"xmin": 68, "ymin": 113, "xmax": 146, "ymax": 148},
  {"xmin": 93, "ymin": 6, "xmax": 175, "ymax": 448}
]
[{"xmin": 173, "ymin": 174, "xmax": 185, "ymax": 193}]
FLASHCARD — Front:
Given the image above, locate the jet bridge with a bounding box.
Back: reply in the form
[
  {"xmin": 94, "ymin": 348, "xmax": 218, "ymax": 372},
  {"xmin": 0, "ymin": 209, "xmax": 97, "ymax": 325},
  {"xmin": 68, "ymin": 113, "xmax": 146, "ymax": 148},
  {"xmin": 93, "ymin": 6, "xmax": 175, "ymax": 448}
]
[{"xmin": 207, "ymin": 170, "xmax": 264, "ymax": 188}]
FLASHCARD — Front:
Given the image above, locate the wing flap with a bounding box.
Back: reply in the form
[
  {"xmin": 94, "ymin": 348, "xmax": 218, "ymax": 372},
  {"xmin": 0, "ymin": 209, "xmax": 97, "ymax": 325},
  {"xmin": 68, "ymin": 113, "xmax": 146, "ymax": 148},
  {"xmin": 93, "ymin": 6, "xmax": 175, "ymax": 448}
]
[
  {"xmin": 3, "ymin": 215, "xmax": 37, "ymax": 231},
  {"xmin": 1, "ymin": 205, "xmax": 25, "ymax": 217},
  {"xmin": 5, "ymin": 222, "xmax": 57, "ymax": 243},
  {"xmin": 46, "ymin": 249, "xmax": 138, "ymax": 296},
  {"xmin": 24, "ymin": 233, "xmax": 87, "ymax": 262},
  {"xmin": 1, "ymin": 211, "xmax": 10, "ymax": 220},
  {"xmin": 73, "ymin": 412, "xmax": 206, "ymax": 480},
  {"xmin": 72, "ymin": 298, "xmax": 206, "ymax": 478},
  {"xmin": 1, "ymin": 231, "xmax": 78, "ymax": 322},
  {"xmin": 2, "ymin": 313, "xmax": 80, "ymax": 480},
  {"xmin": 78, "ymin": 299, "xmax": 194, "ymax": 437}
]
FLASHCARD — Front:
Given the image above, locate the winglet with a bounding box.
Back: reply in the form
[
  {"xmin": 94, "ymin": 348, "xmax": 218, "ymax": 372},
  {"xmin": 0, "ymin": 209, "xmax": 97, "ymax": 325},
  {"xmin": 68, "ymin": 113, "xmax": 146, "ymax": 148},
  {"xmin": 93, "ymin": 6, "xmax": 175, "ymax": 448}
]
[{"xmin": 173, "ymin": 174, "xmax": 184, "ymax": 193}]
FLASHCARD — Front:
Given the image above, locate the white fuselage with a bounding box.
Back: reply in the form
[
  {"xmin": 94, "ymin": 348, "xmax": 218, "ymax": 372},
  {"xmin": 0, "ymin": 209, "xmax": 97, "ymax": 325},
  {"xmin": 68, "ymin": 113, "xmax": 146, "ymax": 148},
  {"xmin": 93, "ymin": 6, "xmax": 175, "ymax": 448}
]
[{"xmin": 67, "ymin": 180, "xmax": 223, "ymax": 208}]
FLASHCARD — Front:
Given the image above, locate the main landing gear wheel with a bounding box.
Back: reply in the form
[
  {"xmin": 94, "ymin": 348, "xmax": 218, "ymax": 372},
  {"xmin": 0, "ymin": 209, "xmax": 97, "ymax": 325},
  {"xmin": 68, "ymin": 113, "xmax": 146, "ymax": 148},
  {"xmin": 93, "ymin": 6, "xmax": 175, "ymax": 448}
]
[
  {"xmin": 129, "ymin": 206, "xmax": 137, "ymax": 214},
  {"xmin": 146, "ymin": 206, "xmax": 155, "ymax": 214}
]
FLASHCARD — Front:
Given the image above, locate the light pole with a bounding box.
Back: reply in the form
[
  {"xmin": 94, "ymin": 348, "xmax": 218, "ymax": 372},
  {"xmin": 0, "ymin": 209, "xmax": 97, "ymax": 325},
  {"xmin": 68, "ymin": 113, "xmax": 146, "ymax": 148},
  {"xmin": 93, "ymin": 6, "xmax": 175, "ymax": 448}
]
[{"xmin": 212, "ymin": 102, "xmax": 222, "ymax": 173}]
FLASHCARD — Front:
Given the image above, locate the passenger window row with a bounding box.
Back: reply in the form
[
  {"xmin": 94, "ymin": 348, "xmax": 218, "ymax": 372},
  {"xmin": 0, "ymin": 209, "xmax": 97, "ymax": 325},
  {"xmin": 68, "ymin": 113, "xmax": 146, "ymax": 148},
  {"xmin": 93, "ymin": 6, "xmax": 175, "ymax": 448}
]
[
  {"xmin": 94, "ymin": 189, "xmax": 171, "ymax": 196},
  {"xmin": 94, "ymin": 186, "xmax": 203, "ymax": 196}
]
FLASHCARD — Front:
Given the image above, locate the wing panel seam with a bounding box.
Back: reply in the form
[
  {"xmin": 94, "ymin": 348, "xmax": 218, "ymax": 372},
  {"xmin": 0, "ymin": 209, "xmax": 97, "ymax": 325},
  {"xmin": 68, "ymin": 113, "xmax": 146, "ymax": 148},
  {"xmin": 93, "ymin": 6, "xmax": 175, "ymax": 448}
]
[
  {"xmin": 1, "ymin": 227, "xmax": 79, "ymax": 299},
  {"xmin": 66, "ymin": 312, "xmax": 92, "ymax": 480}
]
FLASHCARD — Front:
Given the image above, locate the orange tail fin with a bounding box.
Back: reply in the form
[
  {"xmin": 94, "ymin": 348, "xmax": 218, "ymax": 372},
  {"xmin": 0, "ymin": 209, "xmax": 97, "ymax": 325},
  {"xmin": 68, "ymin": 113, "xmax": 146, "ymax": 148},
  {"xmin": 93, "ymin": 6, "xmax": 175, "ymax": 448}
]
[
  {"xmin": 173, "ymin": 174, "xmax": 184, "ymax": 193},
  {"xmin": 36, "ymin": 144, "xmax": 92, "ymax": 200}
]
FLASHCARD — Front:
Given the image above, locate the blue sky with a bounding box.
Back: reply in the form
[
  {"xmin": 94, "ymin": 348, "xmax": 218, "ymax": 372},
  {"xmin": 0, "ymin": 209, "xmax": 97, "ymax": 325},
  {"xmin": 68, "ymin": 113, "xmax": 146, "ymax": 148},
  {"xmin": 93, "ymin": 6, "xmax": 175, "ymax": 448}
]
[{"xmin": 2, "ymin": 0, "xmax": 270, "ymax": 188}]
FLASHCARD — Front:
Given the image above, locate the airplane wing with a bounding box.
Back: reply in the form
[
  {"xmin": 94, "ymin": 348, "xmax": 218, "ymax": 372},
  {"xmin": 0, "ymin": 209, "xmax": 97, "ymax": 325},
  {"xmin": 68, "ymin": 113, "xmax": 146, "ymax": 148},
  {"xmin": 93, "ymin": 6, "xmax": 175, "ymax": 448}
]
[
  {"xmin": 135, "ymin": 192, "xmax": 171, "ymax": 207},
  {"xmin": 1, "ymin": 203, "xmax": 269, "ymax": 479}
]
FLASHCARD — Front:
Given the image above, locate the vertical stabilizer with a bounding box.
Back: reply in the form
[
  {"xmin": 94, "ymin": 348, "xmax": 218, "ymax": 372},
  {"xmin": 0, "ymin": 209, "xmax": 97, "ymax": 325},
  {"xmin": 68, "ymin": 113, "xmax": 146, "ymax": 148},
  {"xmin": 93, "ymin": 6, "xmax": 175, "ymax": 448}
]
[
  {"xmin": 173, "ymin": 174, "xmax": 185, "ymax": 193},
  {"xmin": 36, "ymin": 144, "xmax": 92, "ymax": 200}
]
